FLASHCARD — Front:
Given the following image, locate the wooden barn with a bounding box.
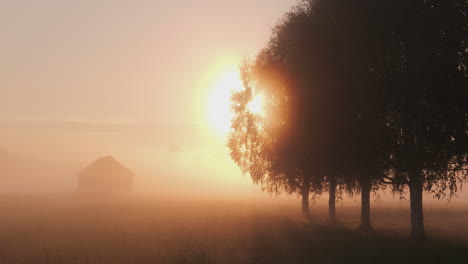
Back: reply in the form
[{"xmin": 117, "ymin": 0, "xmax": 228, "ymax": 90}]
[{"xmin": 77, "ymin": 156, "xmax": 134, "ymax": 196}]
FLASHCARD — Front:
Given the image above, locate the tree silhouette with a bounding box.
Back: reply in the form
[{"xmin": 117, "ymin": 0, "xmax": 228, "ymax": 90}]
[
  {"xmin": 229, "ymin": 0, "xmax": 389, "ymax": 223},
  {"xmin": 228, "ymin": 0, "xmax": 467, "ymax": 236},
  {"xmin": 229, "ymin": 54, "xmax": 324, "ymax": 217},
  {"xmin": 379, "ymin": 0, "xmax": 468, "ymax": 239}
]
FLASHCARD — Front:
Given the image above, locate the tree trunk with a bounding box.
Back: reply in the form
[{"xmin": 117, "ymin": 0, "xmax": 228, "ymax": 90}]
[
  {"xmin": 328, "ymin": 177, "xmax": 336, "ymax": 223},
  {"xmin": 358, "ymin": 177, "xmax": 372, "ymax": 230},
  {"xmin": 409, "ymin": 178, "xmax": 425, "ymax": 239},
  {"xmin": 301, "ymin": 180, "xmax": 310, "ymax": 218}
]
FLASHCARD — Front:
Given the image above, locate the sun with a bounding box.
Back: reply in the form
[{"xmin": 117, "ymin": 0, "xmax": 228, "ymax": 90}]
[
  {"xmin": 208, "ymin": 67, "xmax": 263, "ymax": 135},
  {"xmin": 208, "ymin": 67, "xmax": 242, "ymax": 134},
  {"xmin": 247, "ymin": 93, "xmax": 264, "ymax": 116}
]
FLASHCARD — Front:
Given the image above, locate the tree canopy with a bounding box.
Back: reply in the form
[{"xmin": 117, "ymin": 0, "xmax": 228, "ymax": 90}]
[{"xmin": 228, "ymin": 0, "xmax": 467, "ymax": 239}]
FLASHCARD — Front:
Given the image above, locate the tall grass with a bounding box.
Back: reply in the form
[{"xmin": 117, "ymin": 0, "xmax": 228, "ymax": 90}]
[
  {"xmin": 171, "ymin": 245, "xmax": 218, "ymax": 264},
  {"xmin": 0, "ymin": 197, "xmax": 467, "ymax": 263}
]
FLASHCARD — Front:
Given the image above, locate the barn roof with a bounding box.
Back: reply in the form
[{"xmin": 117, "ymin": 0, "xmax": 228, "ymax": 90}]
[{"xmin": 77, "ymin": 156, "xmax": 134, "ymax": 178}]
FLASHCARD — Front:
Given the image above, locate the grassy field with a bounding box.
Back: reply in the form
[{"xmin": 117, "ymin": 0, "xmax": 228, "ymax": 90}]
[{"xmin": 0, "ymin": 195, "xmax": 467, "ymax": 264}]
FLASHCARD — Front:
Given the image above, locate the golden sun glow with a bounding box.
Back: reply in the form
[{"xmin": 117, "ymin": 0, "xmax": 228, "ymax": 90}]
[
  {"xmin": 247, "ymin": 94, "xmax": 264, "ymax": 116},
  {"xmin": 208, "ymin": 67, "xmax": 264, "ymax": 135},
  {"xmin": 208, "ymin": 67, "xmax": 242, "ymax": 134}
]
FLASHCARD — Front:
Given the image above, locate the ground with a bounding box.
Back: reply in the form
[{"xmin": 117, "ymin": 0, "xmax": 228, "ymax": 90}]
[{"xmin": 0, "ymin": 195, "xmax": 467, "ymax": 264}]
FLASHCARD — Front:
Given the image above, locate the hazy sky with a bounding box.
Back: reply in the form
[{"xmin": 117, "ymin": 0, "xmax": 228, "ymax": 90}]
[
  {"xmin": 1, "ymin": 0, "xmax": 297, "ymax": 124},
  {"xmin": 0, "ymin": 0, "xmax": 300, "ymax": 196}
]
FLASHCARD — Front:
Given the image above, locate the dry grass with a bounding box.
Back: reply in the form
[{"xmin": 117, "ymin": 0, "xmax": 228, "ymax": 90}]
[{"xmin": 0, "ymin": 195, "xmax": 466, "ymax": 263}]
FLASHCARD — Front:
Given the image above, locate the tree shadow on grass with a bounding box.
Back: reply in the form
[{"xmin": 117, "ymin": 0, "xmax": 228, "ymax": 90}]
[{"xmin": 248, "ymin": 217, "xmax": 468, "ymax": 264}]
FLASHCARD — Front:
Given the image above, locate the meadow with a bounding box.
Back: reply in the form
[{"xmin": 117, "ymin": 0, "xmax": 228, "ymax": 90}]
[{"xmin": 0, "ymin": 195, "xmax": 467, "ymax": 264}]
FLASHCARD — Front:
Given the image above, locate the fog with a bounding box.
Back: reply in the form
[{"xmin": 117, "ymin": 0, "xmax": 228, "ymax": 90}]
[
  {"xmin": 1, "ymin": 120, "xmax": 466, "ymax": 210},
  {"xmin": 0, "ymin": 0, "xmax": 297, "ymax": 197},
  {"xmin": 0, "ymin": 121, "xmax": 255, "ymax": 195}
]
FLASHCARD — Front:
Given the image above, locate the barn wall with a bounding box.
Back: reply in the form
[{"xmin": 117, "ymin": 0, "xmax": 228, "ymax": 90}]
[{"xmin": 77, "ymin": 172, "xmax": 132, "ymax": 196}]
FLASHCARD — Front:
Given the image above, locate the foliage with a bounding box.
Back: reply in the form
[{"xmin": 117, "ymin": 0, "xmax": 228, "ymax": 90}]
[
  {"xmin": 381, "ymin": 0, "xmax": 468, "ymax": 194},
  {"xmin": 228, "ymin": 0, "xmax": 467, "ymax": 236}
]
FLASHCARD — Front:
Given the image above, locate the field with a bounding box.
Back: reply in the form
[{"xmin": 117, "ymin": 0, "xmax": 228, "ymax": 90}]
[{"xmin": 0, "ymin": 195, "xmax": 467, "ymax": 264}]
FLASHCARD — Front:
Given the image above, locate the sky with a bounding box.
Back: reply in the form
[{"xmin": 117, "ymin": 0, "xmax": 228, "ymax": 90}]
[
  {"xmin": 0, "ymin": 0, "xmax": 298, "ymax": 196},
  {"xmin": 0, "ymin": 0, "xmax": 297, "ymax": 124}
]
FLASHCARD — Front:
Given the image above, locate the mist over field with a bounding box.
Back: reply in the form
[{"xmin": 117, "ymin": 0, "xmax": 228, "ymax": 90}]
[
  {"xmin": 0, "ymin": 121, "xmax": 244, "ymax": 195},
  {"xmin": 1, "ymin": 120, "xmax": 467, "ymax": 206},
  {"xmin": 1, "ymin": 122, "xmax": 467, "ymax": 263},
  {"xmin": 1, "ymin": 0, "xmax": 467, "ymax": 263}
]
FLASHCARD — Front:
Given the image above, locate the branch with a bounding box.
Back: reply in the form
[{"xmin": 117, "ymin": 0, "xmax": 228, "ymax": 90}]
[{"xmin": 383, "ymin": 174, "xmax": 408, "ymax": 185}]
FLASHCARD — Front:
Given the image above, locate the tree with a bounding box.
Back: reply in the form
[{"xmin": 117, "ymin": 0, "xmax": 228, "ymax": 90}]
[
  {"xmin": 228, "ymin": 6, "xmax": 331, "ymax": 217},
  {"xmin": 229, "ymin": 0, "xmax": 391, "ymax": 225},
  {"xmin": 299, "ymin": 0, "xmax": 394, "ymax": 230},
  {"xmin": 229, "ymin": 0, "xmax": 467, "ymax": 236},
  {"xmin": 381, "ymin": 0, "xmax": 468, "ymax": 239},
  {"xmin": 228, "ymin": 58, "xmax": 319, "ymax": 217}
]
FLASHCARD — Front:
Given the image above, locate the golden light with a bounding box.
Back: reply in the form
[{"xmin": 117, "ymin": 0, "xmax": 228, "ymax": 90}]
[
  {"xmin": 247, "ymin": 93, "xmax": 264, "ymax": 116},
  {"xmin": 208, "ymin": 66, "xmax": 264, "ymax": 135},
  {"xmin": 208, "ymin": 67, "xmax": 243, "ymax": 135}
]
